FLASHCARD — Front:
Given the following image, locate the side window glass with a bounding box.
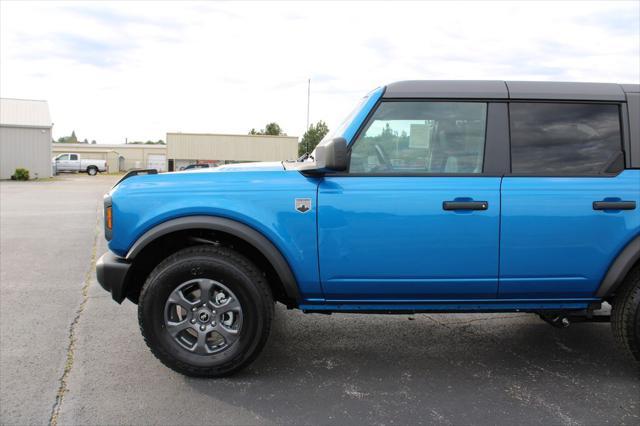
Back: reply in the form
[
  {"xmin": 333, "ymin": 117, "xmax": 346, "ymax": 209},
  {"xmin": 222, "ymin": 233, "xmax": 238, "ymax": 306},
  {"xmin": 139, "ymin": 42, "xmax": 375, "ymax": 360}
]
[
  {"xmin": 349, "ymin": 102, "xmax": 487, "ymax": 174},
  {"xmin": 70, "ymin": 154, "xmax": 78, "ymax": 161},
  {"xmin": 510, "ymin": 103, "xmax": 622, "ymax": 174},
  {"xmin": 58, "ymin": 154, "xmax": 69, "ymax": 161}
]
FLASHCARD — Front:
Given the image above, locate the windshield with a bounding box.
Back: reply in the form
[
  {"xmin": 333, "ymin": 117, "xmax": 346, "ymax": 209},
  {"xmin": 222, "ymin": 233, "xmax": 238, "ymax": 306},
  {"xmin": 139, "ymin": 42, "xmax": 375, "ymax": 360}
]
[{"xmin": 307, "ymin": 93, "xmax": 372, "ymax": 160}]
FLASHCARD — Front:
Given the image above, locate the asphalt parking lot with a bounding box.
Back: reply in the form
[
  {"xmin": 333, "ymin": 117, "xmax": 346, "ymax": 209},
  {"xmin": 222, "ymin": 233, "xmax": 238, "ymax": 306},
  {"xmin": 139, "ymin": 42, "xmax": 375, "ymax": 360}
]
[{"xmin": 1, "ymin": 174, "xmax": 638, "ymax": 425}]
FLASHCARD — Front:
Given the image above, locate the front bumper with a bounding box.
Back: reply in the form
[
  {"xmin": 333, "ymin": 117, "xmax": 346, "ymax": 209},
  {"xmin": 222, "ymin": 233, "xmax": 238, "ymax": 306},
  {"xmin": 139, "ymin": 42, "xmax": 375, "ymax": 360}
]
[{"xmin": 96, "ymin": 251, "xmax": 132, "ymax": 303}]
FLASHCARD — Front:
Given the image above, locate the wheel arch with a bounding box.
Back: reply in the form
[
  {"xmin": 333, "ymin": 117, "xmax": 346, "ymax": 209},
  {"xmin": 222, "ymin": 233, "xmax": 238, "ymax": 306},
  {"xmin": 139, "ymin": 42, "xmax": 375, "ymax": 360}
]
[
  {"xmin": 597, "ymin": 234, "xmax": 640, "ymax": 299},
  {"xmin": 124, "ymin": 215, "xmax": 300, "ymax": 306}
]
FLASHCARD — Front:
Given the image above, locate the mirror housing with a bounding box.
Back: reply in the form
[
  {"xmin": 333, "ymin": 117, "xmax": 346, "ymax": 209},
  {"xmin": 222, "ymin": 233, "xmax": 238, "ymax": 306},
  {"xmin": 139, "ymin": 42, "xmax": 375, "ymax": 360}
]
[{"xmin": 298, "ymin": 137, "xmax": 348, "ymax": 174}]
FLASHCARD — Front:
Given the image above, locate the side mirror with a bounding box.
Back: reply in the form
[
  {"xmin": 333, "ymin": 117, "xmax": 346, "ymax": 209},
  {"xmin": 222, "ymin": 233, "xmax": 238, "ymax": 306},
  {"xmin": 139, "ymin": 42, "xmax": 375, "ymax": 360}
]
[{"xmin": 299, "ymin": 137, "xmax": 348, "ymax": 174}]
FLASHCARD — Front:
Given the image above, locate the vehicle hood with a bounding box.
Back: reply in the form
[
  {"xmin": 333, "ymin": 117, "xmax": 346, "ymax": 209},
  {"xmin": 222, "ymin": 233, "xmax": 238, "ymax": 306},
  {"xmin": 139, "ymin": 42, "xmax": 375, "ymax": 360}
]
[
  {"xmin": 111, "ymin": 161, "xmax": 298, "ymax": 194},
  {"xmin": 191, "ymin": 162, "xmax": 285, "ymax": 173}
]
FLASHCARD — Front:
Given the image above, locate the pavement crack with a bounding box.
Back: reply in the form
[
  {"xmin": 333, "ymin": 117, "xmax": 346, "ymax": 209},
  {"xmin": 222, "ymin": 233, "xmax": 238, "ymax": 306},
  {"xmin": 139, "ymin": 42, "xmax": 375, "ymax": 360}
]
[
  {"xmin": 49, "ymin": 201, "xmax": 101, "ymax": 426},
  {"xmin": 423, "ymin": 314, "xmax": 452, "ymax": 329},
  {"xmin": 446, "ymin": 314, "xmax": 530, "ymax": 326}
]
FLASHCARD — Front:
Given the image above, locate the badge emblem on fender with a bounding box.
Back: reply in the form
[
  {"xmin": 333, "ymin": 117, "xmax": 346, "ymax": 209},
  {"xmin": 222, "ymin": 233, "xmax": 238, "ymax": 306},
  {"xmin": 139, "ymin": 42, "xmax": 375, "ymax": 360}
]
[{"xmin": 295, "ymin": 198, "xmax": 311, "ymax": 213}]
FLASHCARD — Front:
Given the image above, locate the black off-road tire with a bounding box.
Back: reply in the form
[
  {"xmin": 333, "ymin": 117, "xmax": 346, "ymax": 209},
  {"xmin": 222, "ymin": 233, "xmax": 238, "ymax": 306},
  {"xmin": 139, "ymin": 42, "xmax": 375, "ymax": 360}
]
[
  {"xmin": 611, "ymin": 266, "xmax": 640, "ymax": 362},
  {"xmin": 87, "ymin": 166, "xmax": 98, "ymax": 176},
  {"xmin": 138, "ymin": 245, "xmax": 274, "ymax": 377}
]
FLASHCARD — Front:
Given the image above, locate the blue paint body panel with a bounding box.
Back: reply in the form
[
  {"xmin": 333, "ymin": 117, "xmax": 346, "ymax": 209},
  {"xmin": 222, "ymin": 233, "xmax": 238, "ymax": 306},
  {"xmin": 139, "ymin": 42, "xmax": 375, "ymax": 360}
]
[
  {"xmin": 108, "ymin": 165, "xmax": 325, "ymax": 299},
  {"xmin": 317, "ymin": 177, "xmax": 501, "ymax": 300},
  {"xmin": 500, "ymin": 170, "xmax": 640, "ymax": 298}
]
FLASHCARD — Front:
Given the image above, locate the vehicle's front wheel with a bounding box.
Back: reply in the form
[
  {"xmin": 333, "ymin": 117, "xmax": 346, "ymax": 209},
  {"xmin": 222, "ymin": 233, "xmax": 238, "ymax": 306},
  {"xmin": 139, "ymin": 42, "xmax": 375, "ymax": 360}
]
[
  {"xmin": 138, "ymin": 245, "xmax": 274, "ymax": 377},
  {"xmin": 87, "ymin": 166, "xmax": 98, "ymax": 176},
  {"xmin": 611, "ymin": 266, "xmax": 640, "ymax": 362}
]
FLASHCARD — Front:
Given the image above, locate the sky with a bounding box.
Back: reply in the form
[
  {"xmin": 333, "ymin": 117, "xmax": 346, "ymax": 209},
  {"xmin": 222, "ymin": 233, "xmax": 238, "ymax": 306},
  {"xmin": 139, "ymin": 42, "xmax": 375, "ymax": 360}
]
[{"xmin": 1, "ymin": 1, "xmax": 638, "ymax": 144}]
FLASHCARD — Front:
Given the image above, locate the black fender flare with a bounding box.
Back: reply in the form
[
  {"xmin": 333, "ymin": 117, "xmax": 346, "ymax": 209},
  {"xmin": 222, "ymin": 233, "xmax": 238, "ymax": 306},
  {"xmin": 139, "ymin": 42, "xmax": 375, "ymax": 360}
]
[
  {"xmin": 126, "ymin": 215, "xmax": 300, "ymax": 302},
  {"xmin": 596, "ymin": 235, "xmax": 640, "ymax": 298}
]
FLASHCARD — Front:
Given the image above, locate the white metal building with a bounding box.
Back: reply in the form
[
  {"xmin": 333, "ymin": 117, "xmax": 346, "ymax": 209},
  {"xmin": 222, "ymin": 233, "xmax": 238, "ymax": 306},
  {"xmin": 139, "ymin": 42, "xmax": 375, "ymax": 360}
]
[
  {"xmin": 167, "ymin": 132, "xmax": 298, "ymax": 171},
  {"xmin": 52, "ymin": 143, "xmax": 168, "ymax": 172},
  {"xmin": 0, "ymin": 98, "xmax": 53, "ymax": 179}
]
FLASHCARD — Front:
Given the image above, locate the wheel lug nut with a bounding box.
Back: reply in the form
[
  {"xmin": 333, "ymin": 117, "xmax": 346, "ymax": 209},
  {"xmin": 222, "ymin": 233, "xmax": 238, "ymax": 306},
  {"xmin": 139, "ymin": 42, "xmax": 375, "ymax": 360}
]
[
  {"xmin": 211, "ymin": 321, "xmax": 216, "ymax": 326},
  {"xmin": 200, "ymin": 325, "xmax": 206, "ymax": 331},
  {"xmin": 190, "ymin": 319, "xmax": 196, "ymax": 324},
  {"xmin": 192, "ymin": 307, "xmax": 197, "ymax": 312}
]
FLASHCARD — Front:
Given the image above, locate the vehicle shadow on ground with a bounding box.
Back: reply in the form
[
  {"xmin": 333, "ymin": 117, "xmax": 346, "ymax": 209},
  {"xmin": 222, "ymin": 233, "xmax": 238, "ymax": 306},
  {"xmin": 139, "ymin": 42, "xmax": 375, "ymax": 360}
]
[{"xmin": 184, "ymin": 305, "xmax": 640, "ymax": 425}]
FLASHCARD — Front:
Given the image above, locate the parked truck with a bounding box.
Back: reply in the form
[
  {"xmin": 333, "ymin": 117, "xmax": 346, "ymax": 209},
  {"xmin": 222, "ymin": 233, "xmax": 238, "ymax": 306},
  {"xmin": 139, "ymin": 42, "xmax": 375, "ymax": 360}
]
[
  {"xmin": 53, "ymin": 153, "xmax": 108, "ymax": 175},
  {"xmin": 97, "ymin": 80, "xmax": 640, "ymax": 377}
]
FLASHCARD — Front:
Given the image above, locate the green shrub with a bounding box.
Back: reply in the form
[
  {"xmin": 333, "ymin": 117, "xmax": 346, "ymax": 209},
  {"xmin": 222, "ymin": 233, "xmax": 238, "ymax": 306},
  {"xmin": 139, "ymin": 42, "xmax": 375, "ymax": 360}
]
[{"xmin": 13, "ymin": 168, "xmax": 29, "ymax": 181}]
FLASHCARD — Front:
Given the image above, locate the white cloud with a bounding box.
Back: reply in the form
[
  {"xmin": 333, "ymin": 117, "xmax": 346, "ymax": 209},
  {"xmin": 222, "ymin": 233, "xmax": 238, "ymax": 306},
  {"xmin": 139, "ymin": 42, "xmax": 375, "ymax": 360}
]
[{"xmin": 1, "ymin": 1, "xmax": 638, "ymax": 143}]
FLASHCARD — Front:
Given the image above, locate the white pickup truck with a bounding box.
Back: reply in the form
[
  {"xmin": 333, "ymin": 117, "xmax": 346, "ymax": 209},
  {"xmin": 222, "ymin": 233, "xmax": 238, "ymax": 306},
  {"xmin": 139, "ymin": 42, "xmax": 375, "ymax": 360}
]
[{"xmin": 53, "ymin": 153, "xmax": 108, "ymax": 176}]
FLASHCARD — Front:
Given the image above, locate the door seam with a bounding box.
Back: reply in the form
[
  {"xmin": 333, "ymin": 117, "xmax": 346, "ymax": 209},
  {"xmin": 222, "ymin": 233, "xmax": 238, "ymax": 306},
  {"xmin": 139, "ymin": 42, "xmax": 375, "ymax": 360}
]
[{"xmin": 497, "ymin": 176, "xmax": 504, "ymax": 298}]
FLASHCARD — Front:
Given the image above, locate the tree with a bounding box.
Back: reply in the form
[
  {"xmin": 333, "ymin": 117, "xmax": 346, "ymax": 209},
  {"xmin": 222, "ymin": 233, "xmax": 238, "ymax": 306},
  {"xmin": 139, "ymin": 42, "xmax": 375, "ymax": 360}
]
[
  {"xmin": 248, "ymin": 122, "xmax": 284, "ymax": 136},
  {"xmin": 91, "ymin": 140, "xmax": 96, "ymax": 144},
  {"xmin": 299, "ymin": 120, "xmax": 329, "ymax": 156},
  {"xmin": 55, "ymin": 132, "xmax": 79, "ymax": 143},
  {"xmin": 128, "ymin": 139, "xmax": 165, "ymax": 145},
  {"xmin": 381, "ymin": 123, "xmax": 395, "ymax": 138},
  {"xmin": 83, "ymin": 138, "xmax": 88, "ymax": 144},
  {"xmin": 264, "ymin": 122, "xmax": 282, "ymax": 135}
]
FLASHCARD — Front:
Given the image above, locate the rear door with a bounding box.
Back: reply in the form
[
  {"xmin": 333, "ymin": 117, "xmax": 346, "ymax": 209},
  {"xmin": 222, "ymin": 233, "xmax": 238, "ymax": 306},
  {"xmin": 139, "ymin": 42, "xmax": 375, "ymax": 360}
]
[
  {"xmin": 317, "ymin": 100, "xmax": 506, "ymax": 301},
  {"xmin": 500, "ymin": 102, "xmax": 640, "ymax": 299}
]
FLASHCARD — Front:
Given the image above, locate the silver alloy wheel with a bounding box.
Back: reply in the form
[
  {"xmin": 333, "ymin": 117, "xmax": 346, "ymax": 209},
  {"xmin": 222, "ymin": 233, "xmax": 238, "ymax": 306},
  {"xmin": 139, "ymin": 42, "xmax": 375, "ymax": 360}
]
[{"xmin": 164, "ymin": 279, "xmax": 243, "ymax": 354}]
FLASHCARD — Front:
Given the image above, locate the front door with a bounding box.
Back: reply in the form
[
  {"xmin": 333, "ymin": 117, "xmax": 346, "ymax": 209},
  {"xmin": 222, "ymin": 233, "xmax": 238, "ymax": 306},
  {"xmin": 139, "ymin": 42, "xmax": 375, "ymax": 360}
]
[
  {"xmin": 317, "ymin": 100, "xmax": 501, "ymax": 301},
  {"xmin": 56, "ymin": 154, "xmax": 72, "ymax": 171}
]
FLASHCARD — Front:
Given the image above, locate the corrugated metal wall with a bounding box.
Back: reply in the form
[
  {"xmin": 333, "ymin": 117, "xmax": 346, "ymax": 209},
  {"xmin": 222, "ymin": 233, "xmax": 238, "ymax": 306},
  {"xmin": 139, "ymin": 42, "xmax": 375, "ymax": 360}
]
[
  {"xmin": 167, "ymin": 133, "xmax": 298, "ymax": 162},
  {"xmin": 0, "ymin": 126, "xmax": 52, "ymax": 179}
]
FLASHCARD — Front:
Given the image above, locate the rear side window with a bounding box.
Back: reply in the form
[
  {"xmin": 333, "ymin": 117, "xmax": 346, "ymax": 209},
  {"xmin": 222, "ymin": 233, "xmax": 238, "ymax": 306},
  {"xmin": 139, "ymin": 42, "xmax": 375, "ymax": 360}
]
[
  {"xmin": 510, "ymin": 103, "xmax": 622, "ymax": 175},
  {"xmin": 349, "ymin": 101, "xmax": 487, "ymax": 174}
]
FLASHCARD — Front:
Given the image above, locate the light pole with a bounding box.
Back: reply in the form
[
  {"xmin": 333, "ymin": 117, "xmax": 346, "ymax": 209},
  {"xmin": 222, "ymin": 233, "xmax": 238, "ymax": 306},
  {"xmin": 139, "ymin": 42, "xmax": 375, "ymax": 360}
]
[{"xmin": 306, "ymin": 78, "xmax": 310, "ymax": 153}]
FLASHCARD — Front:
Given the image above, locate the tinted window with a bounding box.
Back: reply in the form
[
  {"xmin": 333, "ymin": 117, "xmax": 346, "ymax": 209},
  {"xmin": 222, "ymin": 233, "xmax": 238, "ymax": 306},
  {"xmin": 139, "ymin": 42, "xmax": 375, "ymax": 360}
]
[
  {"xmin": 349, "ymin": 102, "xmax": 487, "ymax": 174},
  {"xmin": 70, "ymin": 154, "xmax": 78, "ymax": 160},
  {"xmin": 510, "ymin": 103, "xmax": 622, "ymax": 174}
]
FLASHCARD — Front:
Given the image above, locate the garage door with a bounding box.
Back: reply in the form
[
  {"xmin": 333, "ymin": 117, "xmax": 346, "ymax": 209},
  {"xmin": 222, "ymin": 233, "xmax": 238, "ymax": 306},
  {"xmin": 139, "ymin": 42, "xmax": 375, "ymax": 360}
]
[{"xmin": 147, "ymin": 154, "xmax": 166, "ymax": 172}]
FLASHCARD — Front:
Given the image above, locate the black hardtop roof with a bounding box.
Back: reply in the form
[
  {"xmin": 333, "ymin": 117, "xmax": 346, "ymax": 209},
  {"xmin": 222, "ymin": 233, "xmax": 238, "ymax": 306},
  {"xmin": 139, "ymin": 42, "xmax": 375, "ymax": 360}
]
[{"xmin": 383, "ymin": 80, "xmax": 638, "ymax": 101}]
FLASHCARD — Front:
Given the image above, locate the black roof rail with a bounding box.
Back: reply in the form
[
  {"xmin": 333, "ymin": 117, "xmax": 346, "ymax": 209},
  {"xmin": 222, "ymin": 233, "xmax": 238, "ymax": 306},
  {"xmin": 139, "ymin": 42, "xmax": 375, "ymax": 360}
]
[{"xmin": 113, "ymin": 169, "xmax": 158, "ymax": 188}]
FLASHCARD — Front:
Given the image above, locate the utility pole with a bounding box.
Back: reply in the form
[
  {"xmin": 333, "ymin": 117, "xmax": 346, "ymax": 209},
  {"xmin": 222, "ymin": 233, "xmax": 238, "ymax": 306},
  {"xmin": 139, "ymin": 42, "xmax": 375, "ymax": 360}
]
[
  {"xmin": 306, "ymin": 78, "xmax": 311, "ymax": 130},
  {"xmin": 306, "ymin": 78, "xmax": 310, "ymax": 153}
]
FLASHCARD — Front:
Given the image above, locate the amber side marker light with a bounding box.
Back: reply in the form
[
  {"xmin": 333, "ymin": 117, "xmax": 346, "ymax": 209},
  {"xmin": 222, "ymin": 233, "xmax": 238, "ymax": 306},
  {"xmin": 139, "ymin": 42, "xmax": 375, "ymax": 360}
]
[{"xmin": 106, "ymin": 206, "xmax": 113, "ymax": 230}]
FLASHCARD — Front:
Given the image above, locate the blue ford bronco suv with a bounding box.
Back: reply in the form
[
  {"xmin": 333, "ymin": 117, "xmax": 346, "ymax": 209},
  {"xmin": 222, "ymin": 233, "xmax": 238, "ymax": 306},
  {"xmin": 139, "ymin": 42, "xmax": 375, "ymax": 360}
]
[{"xmin": 97, "ymin": 81, "xmax": 640, "ymax": 377}]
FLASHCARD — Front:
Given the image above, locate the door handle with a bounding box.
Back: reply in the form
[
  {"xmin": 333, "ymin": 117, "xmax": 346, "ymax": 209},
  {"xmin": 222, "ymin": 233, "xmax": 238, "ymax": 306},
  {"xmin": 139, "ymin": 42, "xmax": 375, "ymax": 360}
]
[
  {"xmin": 593, "ymin": 201, "xmax": 636, "ymax": 211},
  {"xmin": 443, "ymin": 201, "xmax": 488, "ymax": 211}
]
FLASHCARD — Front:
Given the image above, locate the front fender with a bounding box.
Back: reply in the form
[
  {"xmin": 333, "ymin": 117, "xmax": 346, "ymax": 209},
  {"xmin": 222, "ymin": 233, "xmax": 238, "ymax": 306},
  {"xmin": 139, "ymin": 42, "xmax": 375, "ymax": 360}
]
[
  {"xmin": 107, "ymin": 169, "xmax": 323, "ymax": 300},
  {"xmin": 126, "ymin": 215, "xmax": 300, "ymax": 302}
]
